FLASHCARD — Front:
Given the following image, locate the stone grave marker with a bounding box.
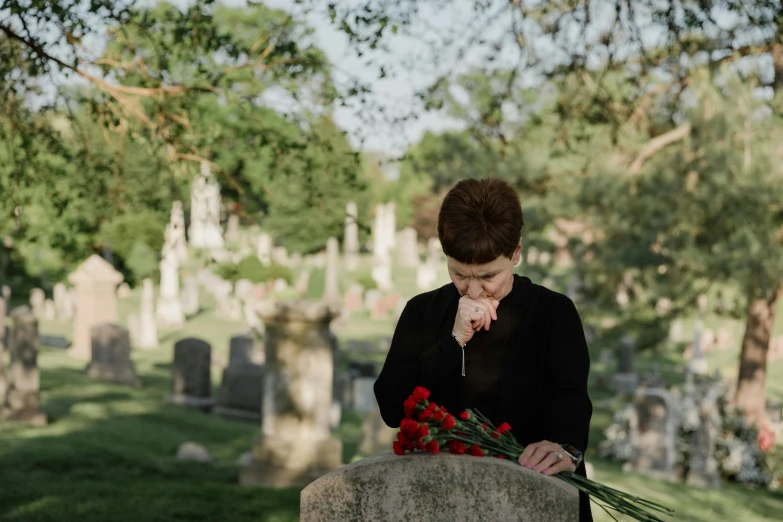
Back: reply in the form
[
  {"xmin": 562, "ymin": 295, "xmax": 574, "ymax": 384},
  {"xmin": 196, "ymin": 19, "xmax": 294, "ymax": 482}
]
[
  {"xmin": 43, "ymin": 299, "xmax": 56, "ymax": 320},
  {"xmin": 181, "ymin": 273, "xmax": 200, "ymax": 316},
  {"xmin": 167, "ymin": 337, "xmax": 214, "ymax": 410},
  {"xmin": 240, "ymin": 300, "xmax": 341, "ymax": 487},
  {"xmin": 68, "ymin": 255, "xmax": 124, "ymax": 359},
  {"xmin": 612, "ymin": 337, "xmax": 638, "ymax": 394},
  {"xmin": 358, "ymin": 405, "xmax": 396, "ymax": 456},
  {"xmin": 396, "ymin": 227, "xmax": 419, "ymax": 267},
  {"xmin": 344, "ymin": 201, "xmax": 359, "ymax": 272},
  {"xmin": 86, "ymin": 324, "xmax": 141, "ymax": 387},
  {"xmin": 29, "ymin": 288, "xmax": 45, "ymax": 316},
  {"xmin": 623, "ymin": 388, "xmax": 678, "ymax": 481},
  {"xmin": 322, "ymin": 237, "xmax": 341, "ymax": 310},
  {"xmin": 0, "ymin": 297, "xmax": 7, "ymax": 405},
  {"xmin": 686, "ymin": 388, "xmax": 722, "ymax": 489},
  {"xmin": 301, "ymin": 453, "xmax": 579, "ymax": 522},
  {"xmin": 214, "ymin": 333, "xmax": 265, "ymax": 422},
  {"xmin": 53, "ymin": 282, "xmax": 73, "ymax": 319},
  {"xmin": 2, "ymin": 307, "xmax": 47, "ymax": 425}
]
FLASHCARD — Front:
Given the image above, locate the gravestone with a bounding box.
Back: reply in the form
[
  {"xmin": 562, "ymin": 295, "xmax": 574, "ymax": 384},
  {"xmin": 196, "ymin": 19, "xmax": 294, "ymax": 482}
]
[
  {"xmin": 344, "ymin": 284, "xmax": 363, "ymax": 312},
  {"xmin": 301, "ymin": 453, "xmax": 579, "ymax": 522},
  {"xmin": 29, "ymin": 288, "xmax": 45, "ymax": 316},
  {"xmin": 188, "ymin": 162, "xmax": 225, "ymax": 250},
  {"xmin": 86, "ymin": 324, "xmax": 141, "ymax": 387},
  {"xmin": 240, "ymin": 301, "xmax": 342, "ymax": 487},
  {"xmin": 295, "ymin": 269, "xmax": 311, "ymax": 296},
  {"xmin": 257, "ymin": 232, "xmax": 273, "ymax": 265},
  {"xmin": 137, "ymin": 279, "xmax": 158, "ymax": 350},
  {"xmin": 1, "ymin": 285, "xmax": 10, "ymax": 302},
  {"xmin": 612, "ymin": 337, "xmax": 638, "ymax": 394},
  {"xmin": 169, "ymin": 201, "xmax": 189, "ymax": 263},
  {"xmin": 215, "ymin": 334, "xmax": 265, "ymax": 422},
  {"xmin": 235, "ymin": 279, "xmax": 254, "ymax": 301},
  {"xmin": 271, "ymin": 246, "xmax": 288, "ymax": 266},
  {"xmin": 344, "ymin": 201, "xmax": 359, "ymax": 272},
  {"xmin": 181, "ymin": 273, "xmax": 199, "ymax": 316},
  {"xmin": 43, "ymin": 299, "xmax": 56, "ymax": 320},
  {"xmin": 358, "ymin": 405, "xmax": 397, "ymax": 456},
  {"xmin": 68, "ymin": 255, "xmax": 124, "ymax": 359},
  {"xmin": 2, "ymin": 307, "xmax": 47, "ymax": 425},
  {"xmin": 685, "ymin": 388, "xmax": 722, "ymax": 489},
  {"xmin": 352, "ymin": 377, "xmax": 377, "ymax": 413},
  {"xmin": 167, "ymin": 337, "xmax": 214, "ymax": 409},
  {"xmin": 668, "ymin": 319, "xmax": 683, "ymax": 343},
  {"xmin": 156, "ymin": 248, "xmax": 185, "ymax": 327},
  {"xmin": 370, "ymin": 296, "xmax": 389, "ymax": 320},
  {"xmin": 322, "ymin": 237, "xmax": 341, "ymax": 310},
  {"xmin": 225, "ymin": 214, "xmax": 241, "ymax": 242},
  {"xmin": 396, "ymin": 227, "xmax": 419, "ymax": 267},
  {"xmin": 116, "ymin": 282, "xmax": 131, "ymax": 299},
  {"xmin": 416, "ymin": 263, "xmax": 437, "ymax": 290},
  {"xmin": 623, "ymin": 388, "xmax": 678, "ymax": 481},
  {"xmin": 53, "ymin": 282, "xmax": 73, "ymax": 319},
  {"xmin": 0, "ymin": 297, "xmax": 7, "ymax": 405}
]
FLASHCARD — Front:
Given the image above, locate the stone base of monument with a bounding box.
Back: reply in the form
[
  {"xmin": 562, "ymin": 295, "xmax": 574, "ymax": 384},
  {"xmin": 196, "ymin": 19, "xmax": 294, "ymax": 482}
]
[
  {"xmin": 240, "ymin": 436, "xmax": 342, "ymax": 488},
  {"xmin": 165, "ymin": 394, "xmax": 215, "ymax": 411},
  {"xmin": 1, "ymin": 408, "xmax": 47, "ymax": 426},
  {"xmin": 301, "ymin": 452, "xmax": 579, "ymax": 522}
]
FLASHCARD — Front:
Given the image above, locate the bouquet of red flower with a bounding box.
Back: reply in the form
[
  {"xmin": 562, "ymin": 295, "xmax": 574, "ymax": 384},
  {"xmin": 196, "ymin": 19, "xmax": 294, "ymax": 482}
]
[{"xmin": 394, "ymin": 386, "xmax": 675, "ymax": 522}]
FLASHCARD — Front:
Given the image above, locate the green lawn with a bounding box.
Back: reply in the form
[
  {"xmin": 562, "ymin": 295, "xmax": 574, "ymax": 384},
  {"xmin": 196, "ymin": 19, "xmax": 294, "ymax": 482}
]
[{"xmin": 1, "ymin": 271, "xmax": 782, "ymax": 521}]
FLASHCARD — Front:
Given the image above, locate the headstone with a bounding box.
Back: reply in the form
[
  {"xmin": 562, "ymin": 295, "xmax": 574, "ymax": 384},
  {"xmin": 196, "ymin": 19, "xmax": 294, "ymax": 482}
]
[
  {"xmin": 235, "ymin": 279, "xmax": 254, "ymax": 301},
  {"xmin": 127, "ymin": 313, "xmax": 140, "ymax": 346},
  {"xmin": 364, "ymin": 289, "xmax": 383, "ymax": 313},
  {"xmin": 689, "ymin": 317, "xmax": 709, "ymax": 376},
  {"xmin": 668, "ymin": 319, "xmax": 683, "ymax": 343},
  {"xmin": 156, "ymin": 245, "xmax": 185, "ymax": 327},
  {"xmin": 169, "ymin": 201, "xmax": 189, "ymax": 263},
  {"xmin": 243, "ymin": 293, "xmax": 262, "ymax": 329},
  {"xmin": 0, "ymin": 298, "xmax": 7, "ymax": 405},
  {"xmin": 344, "ymin": 284, "xmax": 363, "ymax": 312},
  {"xmin": 117, "ymin": 282, "xmax": 131, "ymax": 299},
  {"xmin": 384, "ymin": 202, "xmax": 396, "ymax": 252},
  {"xmin": 240, "ymin": 301, "xmax": 342, "ymax": 487},
  {"xmin": 86, "ymin": 323, "xmax": 141, "ymax": 387},
  {"xmin": 273, "ymin": 278, "xmax": 288, "ymax": 293},
  {"xmin": 68, "ymin": 255, "xmax": 124, "ymax": 359},
  {"xmin": 1, "ymin": 285, "xmax": 10, "ymax": 301},
  {"xmin": 300, "ymin": 453, "xmax": 579, "ymax": 522},
  {"xmin": 39, "ymin": 334, "xmax": 69, "ymax": 349},
  {"xmin": 623, "ymin": 388, "xmax": 678, "ymax": 481},
  {"xmin": 295, "ymin": 269, "xmax": 311, "ymax": 296},
  {"xmin": 396, "ymin": 227, "xmax": 419, "ymax": 267},
  {"xmin": 323, "ymin": 237, "xmax": 341, "ymax": 309},
  {"xmin": 2, "ymin": 307, "xmax": 47, "ymax": 425},
  {"xmin": 613, "ymin": 337, "xmax": 638, "ymax": 394},
  {"xmin": 137, "ymin": 279, "xmax": 158, "ymax": 350},
  {"xmin": 416, "ymin": 263, "xmax": 437, "ymax": 290},
  {"xmin": 167, "ymin": 337, "xmax": 214, "ymax": 409},
  {"xmin": 344, "ymin": 201, "xmax": 359, "ymax": 272},
  {"xmin": 257, "ymin": 233, "xmax": 273, "ymax": 265},
  {"xmin": 225, "ymin": 214, "xmax": 241, "ymax": 242},
  {"xmin": 371, "ymin": 259, "xmax": 392, "ymax": 291},
  {"xmin": 271, "ymin": 246, "xmax": 288, "ymax": 266},
  {"xmin": 181, "ymin": 274, "xmax": 200, "ymax": 316},
  {"xmin": 188, "ymin": 162, "xmax": 225, "ymax": 250},
  {"xmin": 53, "ymin": 282, "xmax": 73, "ymax": 319},
  {"xmin": 370, "ymin": 297, "xmax": 389, "ymax": 320},
  {"xmin": 372, "ymin": 203, "xmax": 388, "ymax": 261},
  {"xmin": 29, "ymin": 288, "xmax": 45, "ymax": 316},
  {"xmin": 351, "ymin": 377, "xmax": 376, "ymax": 413},
  {"xmin": 215, "ymin": 334, "xmax": 265, "ymax": 422},
  {"xmin": 357, "ymin": 405, "xmax": 397, "ymax": 456},
  {"xmin": 43, "ymin": 299, "xmax": 56, "ymax": 320},
  {"xmin": 686, "ymin": 389, "xmax": 722, "ymax": 489}
]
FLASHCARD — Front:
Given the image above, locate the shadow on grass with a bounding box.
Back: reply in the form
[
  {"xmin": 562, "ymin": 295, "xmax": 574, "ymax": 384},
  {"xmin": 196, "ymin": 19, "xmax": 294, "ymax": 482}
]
[{"xmin": 0, "ymin": 387, "xmax": 300, "ymax": 522}]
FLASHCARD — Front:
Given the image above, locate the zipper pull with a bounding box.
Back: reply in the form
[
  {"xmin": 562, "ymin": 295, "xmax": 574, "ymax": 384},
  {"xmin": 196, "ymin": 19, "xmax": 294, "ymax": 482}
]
[{"xmin": 461, "ymin": 345, "xmax": 465, "ymax": 377}]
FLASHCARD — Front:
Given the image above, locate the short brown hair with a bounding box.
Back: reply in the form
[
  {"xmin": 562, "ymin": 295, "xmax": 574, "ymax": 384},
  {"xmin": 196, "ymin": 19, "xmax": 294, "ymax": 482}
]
[{"xmin": 437, "ymin": 178, "xmax": 523, "ymax": 264}]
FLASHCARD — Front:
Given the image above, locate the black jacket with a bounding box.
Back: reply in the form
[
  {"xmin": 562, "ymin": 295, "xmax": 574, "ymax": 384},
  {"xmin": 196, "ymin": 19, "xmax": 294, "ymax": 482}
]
[{"xmin": 374, "ymin": 275, "xmax": 593, "ymax": 521}]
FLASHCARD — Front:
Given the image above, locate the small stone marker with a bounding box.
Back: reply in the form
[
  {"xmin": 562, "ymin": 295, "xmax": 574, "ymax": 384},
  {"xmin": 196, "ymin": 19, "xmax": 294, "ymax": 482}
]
[
  {"xmin": 623, "ymin": 388, "xmax": 678, "ymax": 481},
  {"xmin": 214, "ymin": 333, "xmax": 265, "ymax": 422},
  {"xmin": 167, "ymin": 337, "xmax": 214, "ymax": 409},
  {"xmin": 176, "ymin": 441, "xmax": 213, "ymax": 463},
  {"xmin": 300, "ymin": 453, "xmax": 579, "ymax": 522},
  {"xmin": 2, "ymin": 307, "xmax": 47, "ymax": 425},
  {"xmin": 86, "ymin": 324, "xmax": 141, "ymax": 387}
]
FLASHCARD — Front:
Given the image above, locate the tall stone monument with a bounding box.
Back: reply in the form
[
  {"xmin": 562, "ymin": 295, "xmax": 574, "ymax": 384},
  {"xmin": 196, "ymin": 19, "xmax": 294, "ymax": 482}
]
[
  {"xmin": 68, "ymin": 255, "xmax": 124, "ymax": 359},
  {"xmin": 180, "ymin": 273, "xmax": 200, "ymax": 316},
  {"xmin": 240, "ymin": 301, "xmax": 342, "ymax": 487},
  {"xmin": 322, "ymin": 237, "xmax": 341, "ymax": 310},
  {"xmin": 169, "ymin": 200, "xmax": 189, "ymax": 263},
  {"xmin": 137, "ymin": 278, "xmax": 159, "ymax": 350},
  {"xmin": 257, "ymin": 232, "xmax": 273, "ymax": 265},
  {"xmin": 157, "ymin": 244, "xmax": 185, "ymax": 327},
  {"xmin": 29, "ymin": 288, "xmax": 45, "ymax": 316},
  {"xmin": 0, "ymin": 297, "xmax": 6, "ymax": 405},
  {"xmin": 396, "ymin": 227, "xmax": 419, "ymax": 267},
  {"xmin": 2, "ymin": 307, "xmax": 47, "ymax": 425},
  {"xmin": 344, "ymin": 202, "xmax": 359, "ymax": 272},
  {"xmin": 188, "ymin": 162, "xmax": 225, "ymax": 250}
]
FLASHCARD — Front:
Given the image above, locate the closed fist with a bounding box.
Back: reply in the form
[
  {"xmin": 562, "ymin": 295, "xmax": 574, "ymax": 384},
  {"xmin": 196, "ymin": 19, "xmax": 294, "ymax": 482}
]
[{"xmin": 452, "ymin": 295, "xmax": 499, "ymax": 345}]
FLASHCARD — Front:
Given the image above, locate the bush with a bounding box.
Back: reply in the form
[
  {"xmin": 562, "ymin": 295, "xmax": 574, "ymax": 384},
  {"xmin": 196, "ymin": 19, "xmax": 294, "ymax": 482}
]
[
  {"xmin": 356, "ymin": 273, "xmax": 377, "ymax": 290},
  {"xmin": 215, "ymin": 257, "xmax": 293, "ymax": 285},
  {"xmin": 125, "ymin": 241, "xmax": 158, "ymax": 284},
  {"xmin": 99, "ymin": 212, "xmax": 166, "ymax": 262}
]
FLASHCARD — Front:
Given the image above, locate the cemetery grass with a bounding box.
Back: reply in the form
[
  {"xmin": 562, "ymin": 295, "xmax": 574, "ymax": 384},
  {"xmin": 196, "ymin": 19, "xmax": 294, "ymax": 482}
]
[{"xmin": 2, "ymin": 281, "xmax": 783, "ymax": 521}]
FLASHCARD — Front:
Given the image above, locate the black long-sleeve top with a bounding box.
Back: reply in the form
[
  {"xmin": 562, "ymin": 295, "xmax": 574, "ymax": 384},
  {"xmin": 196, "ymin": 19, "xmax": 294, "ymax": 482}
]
[{"xmin": 374, "ymin": 274, "xmax": 593, "ymax": 522}]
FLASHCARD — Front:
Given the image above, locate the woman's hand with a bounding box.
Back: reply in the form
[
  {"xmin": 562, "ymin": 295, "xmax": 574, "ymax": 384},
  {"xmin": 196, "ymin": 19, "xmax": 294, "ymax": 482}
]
[
  {"xmin": 518, "ymin": 440, "xmax": 576, "ymax": 476},
  {"xmin": 452, "ymin": 295, "xmax": 499, "ymax": 345}
]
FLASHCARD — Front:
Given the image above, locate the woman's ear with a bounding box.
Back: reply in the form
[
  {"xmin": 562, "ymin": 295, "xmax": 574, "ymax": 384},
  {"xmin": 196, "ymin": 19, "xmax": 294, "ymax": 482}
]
[{"xmin": 513, "ymin": 239, "xmax": 522, "ymax": 265}]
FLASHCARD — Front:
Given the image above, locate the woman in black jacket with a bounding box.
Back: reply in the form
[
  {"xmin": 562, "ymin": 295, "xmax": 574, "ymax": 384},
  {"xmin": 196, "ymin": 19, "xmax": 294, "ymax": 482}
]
[{"xmin": 374, "ymin": 177, "xmax": 593, "ymax": 522}]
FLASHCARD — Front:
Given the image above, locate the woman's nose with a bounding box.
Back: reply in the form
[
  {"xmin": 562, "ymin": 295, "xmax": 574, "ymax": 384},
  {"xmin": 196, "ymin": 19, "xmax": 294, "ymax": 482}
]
[{"xmin": 467, "ymin": 281, "xmax": 483, "ymax": 299}]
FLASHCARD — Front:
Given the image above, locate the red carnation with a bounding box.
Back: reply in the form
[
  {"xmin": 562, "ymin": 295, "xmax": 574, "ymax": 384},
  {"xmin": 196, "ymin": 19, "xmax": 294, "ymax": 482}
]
[
  {"xmin": 481, "ymin": 423, "xmax": 489, "ymax": 431},
  {"xmin": 418, "ymin": 409, "xmax": 433, "ymax": 422},
  {"xmin": 433, "ymin": 410, "xmax": 445, "ymax": 422},
  {"xmin": 497, "ymin": 422, "xmax": 511, "ymax": 434},
  {"xmin": 411, "ymin": 386, "xmax": 431, "ymax": 403},
  {"xmin": 442, "ymin": 414, "xmax": 456, "ymax": 430},
  {"xmin": 448, "ymin": 440, "xmax": 466, "ymax": 455},
  {"xmin": 469, "ymin": 445, "xmax": 485, "ymax": 457},
  {"xmin": 417, "ymin": 425, "xmax": 429, "ymax": 438},
  {"xmin": 459, "ymin": 411, "xmax": 471, "ymax": 421},
  {"xmin": 393, "ymin": 441, "xmax": 405, "ymax": 455},
  {"xmin": 491, "ymin": 431, "xmax": 500, "ymax": 439},
  {"xmin": 403, "ymin": 398, "xmax": 417, "ymax": 417},
  {"xmin": 397, "ymin": 431, "xmax": 409, "ymax": 444},
  {"xmin": 426, "ymin": 440, "xmax": 440, "ymax": 454},
  {"xmin": 427, "ymin": 402, "xmax": 437, "ymax": 411},
  {"xmin": 400, "ymin": 419, "xmax": 419, "ymax": 439}
]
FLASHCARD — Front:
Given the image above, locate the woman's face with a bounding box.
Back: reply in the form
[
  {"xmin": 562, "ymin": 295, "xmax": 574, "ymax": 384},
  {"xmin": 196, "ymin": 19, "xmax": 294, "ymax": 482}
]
[{"xmin": 446, "ymin": 241, "xmax": 521, "ymax": 301}]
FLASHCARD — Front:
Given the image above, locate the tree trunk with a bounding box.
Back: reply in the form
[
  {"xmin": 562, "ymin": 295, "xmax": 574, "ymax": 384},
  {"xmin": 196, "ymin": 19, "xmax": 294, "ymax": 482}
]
[{"xmin": 734, "ymin": 289, "xmax": 780, "ymax": 426}]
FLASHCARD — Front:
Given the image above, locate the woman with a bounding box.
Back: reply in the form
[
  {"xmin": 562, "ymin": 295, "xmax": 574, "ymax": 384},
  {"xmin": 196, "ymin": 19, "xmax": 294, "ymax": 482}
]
[{"xmin": 374, "ymin": 177, "xmax": 593, "ymax": 522}]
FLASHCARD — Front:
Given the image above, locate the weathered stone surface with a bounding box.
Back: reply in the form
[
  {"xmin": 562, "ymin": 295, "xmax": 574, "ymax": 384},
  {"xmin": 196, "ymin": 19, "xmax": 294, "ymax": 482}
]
[
  {"xmin": 357, "ymin": 405, "xmax": 396, "ymax": 456},
  {"xmin": 623, "ymin": 388, "xmax": 678, "ymax": 481},
  {"xmin": 240, "ymin": 300, "xmax": 341, "ymax": 487},
  {"xmin": 167, "ymin": 337, "xmax": 213, "ymax": 408},
  {"xmin": 3, "ymin": 307, "xmax": 47, "ymax": 425},
  {"xmin": 214, "ymin": 364, "xmax": 264, "ymax": 421},
  {"xmin": 228, "ymin": 333, "xmax": 265, "ymax": 366},
  {"xmin": 86, "ymin": 323, "xmax": 141, "ymax": 387},
  {"xmin": 176, "ymin": 441, "xmax": 213, "ymax": 463},
  {"xmin": 300, "ymin": 453, "xmax": 579, "ymax": 522}
]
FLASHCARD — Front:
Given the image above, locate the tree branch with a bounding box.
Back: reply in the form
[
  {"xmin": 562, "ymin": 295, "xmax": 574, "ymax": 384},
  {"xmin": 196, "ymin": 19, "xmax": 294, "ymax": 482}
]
[{"xmin": 629, "ymin": 123, "xmax": 692, "ymax": 175}]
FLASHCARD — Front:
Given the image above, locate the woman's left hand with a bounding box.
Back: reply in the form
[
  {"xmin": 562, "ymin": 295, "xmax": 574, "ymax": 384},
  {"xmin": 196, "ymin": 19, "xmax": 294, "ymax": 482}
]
[{"xmin": 517, "ymin": 440, "xmax": 576, "ymax": 475}]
